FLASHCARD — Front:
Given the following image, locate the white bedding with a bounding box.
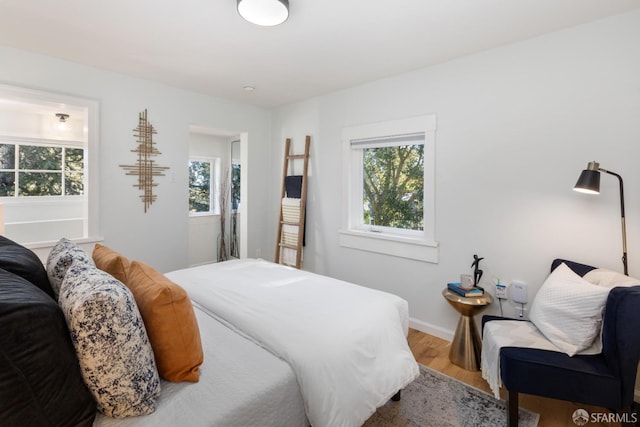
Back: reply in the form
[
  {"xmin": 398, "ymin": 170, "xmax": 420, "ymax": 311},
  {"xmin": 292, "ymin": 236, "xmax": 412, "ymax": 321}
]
[
  {"xmin": 166, "ymin": 258, "xmax": 419, "ymax": 427},
  {"xmin": 94, "ymin": 305, "xmax": 307, "ymax": 427}
]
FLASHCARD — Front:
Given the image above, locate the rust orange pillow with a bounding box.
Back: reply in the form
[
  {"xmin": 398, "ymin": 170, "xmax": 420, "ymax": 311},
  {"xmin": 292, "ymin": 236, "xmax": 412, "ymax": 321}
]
[
  {"xmin": 92, "ymin": 244, "xmax": 131, "ymax": 284},
  {"xmin": 126, "ymin": 261, "xmax": 203, "ymax": 382}
]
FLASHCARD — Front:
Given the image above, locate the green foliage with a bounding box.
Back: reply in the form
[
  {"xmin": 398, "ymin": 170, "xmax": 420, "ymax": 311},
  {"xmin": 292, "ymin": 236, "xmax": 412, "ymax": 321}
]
[
  {"xmin": 19, "ymin": 146, "xmax": 61, "ymax": 170},
  {"xmin": 231, "ymin": 164, "xmax": 240, "ymax": 211},
  {"xmin": 0, "ymin": 172, "xmax": 15, "ymax": 196},
  {"xmin": 363, "ymin": 144, "xmax": 424, "ymax": 230},
  {"xmin": 189, "ymin": 160, "xmax": 211, "ymax": 213},
  {"xmin": 65, "ymin": 148, "xmax": 84, "ymax": 171},
  {"xmin": 19, "ymin": 172, "xmax": 62, "ymax": 196},
  {"xmin": 0, "ymin": 144, "xmax": 15, "ymax": 169},
  {"xmin": 65, "ymin": 172, "xmax": 84, "ymax": 196},
  {"xmin": 0, "ymin": 144, "xmax": 16, "ymax": 196}
]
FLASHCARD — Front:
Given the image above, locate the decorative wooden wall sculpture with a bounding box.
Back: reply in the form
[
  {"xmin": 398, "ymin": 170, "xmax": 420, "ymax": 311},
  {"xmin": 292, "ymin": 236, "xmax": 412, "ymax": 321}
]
[{"xmin": 120, "ymin": 109, "xmax": 169, "ymax": 213}]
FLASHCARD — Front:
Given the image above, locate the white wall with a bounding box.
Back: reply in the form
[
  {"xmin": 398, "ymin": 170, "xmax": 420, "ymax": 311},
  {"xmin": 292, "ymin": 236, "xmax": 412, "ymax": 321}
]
[
  {"xmin": 270, "ymin": 10, "xmax": 640, "ymax": 338},
  {"xmin": 0, "ymin": 45, "xmax": 272, "ymax": 273}
]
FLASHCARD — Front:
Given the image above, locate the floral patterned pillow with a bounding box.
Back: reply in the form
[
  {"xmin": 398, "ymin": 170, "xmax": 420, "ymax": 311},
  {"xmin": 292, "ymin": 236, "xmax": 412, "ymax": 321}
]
[
  {"xmin": 58, "ymin": 261, "xmax": 161, "ymax": 418},
  {"xmin": 46, "ymin": 238, "xmax": 94, "ymax": 299}
]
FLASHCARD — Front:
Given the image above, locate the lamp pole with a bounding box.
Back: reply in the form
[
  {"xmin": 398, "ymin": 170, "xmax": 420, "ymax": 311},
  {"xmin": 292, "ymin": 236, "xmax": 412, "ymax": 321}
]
[{"xmin": 600, "ymin": 168, "xmax": 628, "ymax": 276}]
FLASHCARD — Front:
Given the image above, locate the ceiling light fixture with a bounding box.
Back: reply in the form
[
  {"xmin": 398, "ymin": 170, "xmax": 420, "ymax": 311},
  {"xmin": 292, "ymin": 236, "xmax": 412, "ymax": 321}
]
[
  {"xmin": 237, "ymin": 0, "xmax": 289, "ymax": 27},
  {"xmin": 56, "ymin": 113, "xmax": 70, "ymax": 131}
]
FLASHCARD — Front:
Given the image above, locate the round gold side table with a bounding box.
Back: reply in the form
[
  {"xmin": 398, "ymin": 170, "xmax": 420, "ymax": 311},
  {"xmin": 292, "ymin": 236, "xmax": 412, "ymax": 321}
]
[{"xmin": 442, "ymin": 289, "xmax": 493, "ymax": 371}]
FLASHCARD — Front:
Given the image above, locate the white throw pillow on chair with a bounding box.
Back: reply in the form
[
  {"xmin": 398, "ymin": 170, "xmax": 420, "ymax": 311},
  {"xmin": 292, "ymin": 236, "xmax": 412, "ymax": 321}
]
[{"xmin": 529, "ymin": 262, "xmax": 610, "ymax": 356}]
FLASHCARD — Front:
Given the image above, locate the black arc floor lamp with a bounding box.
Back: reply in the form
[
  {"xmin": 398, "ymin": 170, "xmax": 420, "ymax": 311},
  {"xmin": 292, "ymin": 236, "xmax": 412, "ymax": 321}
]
[{"xmin": 573, "ymin": 161, "xmax": 628, "ymax": 275}]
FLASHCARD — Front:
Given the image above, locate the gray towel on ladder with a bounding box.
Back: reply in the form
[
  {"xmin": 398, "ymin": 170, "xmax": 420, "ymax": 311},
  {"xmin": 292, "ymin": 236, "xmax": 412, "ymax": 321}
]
[
  {"xmin": 285, "ymin": 175, "xmax": 303, "ymax": 198},
  {"xmin": 284, "ymin": 175, "xmax": 305, "ymax": 246}
]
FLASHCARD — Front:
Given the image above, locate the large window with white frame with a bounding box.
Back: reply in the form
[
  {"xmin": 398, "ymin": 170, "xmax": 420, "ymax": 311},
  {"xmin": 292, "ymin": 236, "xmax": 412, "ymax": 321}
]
[
  {"xmin": 0, "ymin": 84, "xmax": 99, "ymax": 245},
  {"xmin": 340, "ymin": 114, "xmax": 438, "ymax": 262}
]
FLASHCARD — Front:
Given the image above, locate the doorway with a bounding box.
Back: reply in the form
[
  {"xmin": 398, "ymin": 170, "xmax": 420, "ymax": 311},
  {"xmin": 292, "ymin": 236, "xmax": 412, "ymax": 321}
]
[{"xmin": 187, "ymin": 126, "xmax": 245, "ymax": 266}]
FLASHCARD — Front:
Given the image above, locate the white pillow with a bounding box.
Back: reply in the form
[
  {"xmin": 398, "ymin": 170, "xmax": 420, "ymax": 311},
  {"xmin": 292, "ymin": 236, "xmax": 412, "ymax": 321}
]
[
  {"xmin": 529, "ymin": 263, "xmax": 610, "ymax": 356},
  {"xmin": 583, "ymin": 268, "xmax": 640, "ymax": 288}
]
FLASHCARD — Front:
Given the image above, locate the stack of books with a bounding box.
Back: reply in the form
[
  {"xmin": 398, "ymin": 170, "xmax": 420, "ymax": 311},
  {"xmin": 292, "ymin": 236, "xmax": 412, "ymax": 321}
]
[{"xmin": 447, "ymin": 282, "xmax": 484, "ymax": 297}]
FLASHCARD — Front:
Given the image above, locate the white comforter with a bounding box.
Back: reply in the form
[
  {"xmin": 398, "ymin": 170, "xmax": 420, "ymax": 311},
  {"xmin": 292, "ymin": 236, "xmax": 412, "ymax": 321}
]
[{"xmin": 166, "ymin": 259, "xmax": 419, "ymax": 427}]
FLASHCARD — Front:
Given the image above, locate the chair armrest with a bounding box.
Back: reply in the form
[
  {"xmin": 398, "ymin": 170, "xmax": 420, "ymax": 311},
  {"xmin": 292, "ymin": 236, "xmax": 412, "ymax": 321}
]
[
  {"xmin": 551, "ymin": 259, "xmax": 596, "ymax": 276},
  {"xmin": 481, "ymin": 315, "xmax": 527, "ymax": 337}
]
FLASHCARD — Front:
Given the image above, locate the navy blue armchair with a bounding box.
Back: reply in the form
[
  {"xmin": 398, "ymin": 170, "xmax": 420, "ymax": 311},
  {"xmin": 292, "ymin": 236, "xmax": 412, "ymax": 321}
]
[{"xmin": 483, "ymin": 259, "xmax": 640, "ymax": 426}]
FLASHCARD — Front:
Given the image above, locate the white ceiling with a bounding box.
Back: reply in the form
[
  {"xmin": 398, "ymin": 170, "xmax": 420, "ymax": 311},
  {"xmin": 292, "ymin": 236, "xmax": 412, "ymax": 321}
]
[{"xmin": 1, "ymin": 0, "xmax": 639, "ymax": 108}]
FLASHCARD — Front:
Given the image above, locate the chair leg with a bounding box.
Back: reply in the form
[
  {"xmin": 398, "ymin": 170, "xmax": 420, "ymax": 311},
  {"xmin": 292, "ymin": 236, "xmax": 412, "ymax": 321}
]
[
  {"xmin": 627, "ymin": 402, "xmax": 639, "ymax": 426},
  {"xmin": 507, "ymin": 390, "xmax": 519, "ymax": 427},
  {"xmin": 391, "ymin": 390, "xmax": 401, "ymax": 401}
]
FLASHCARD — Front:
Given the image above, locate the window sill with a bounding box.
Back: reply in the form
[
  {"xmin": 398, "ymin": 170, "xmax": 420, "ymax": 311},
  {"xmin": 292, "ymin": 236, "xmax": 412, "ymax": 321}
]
[
  {"xmin": 25, "ymin": 236, "xmax": 104, "ymax": 250},
  {"xmin": 189, "ymin": 213, "xmax": 217, "ymax": 218},
  {"xmin": 25, "ymin": 236, "xmax": 104, "ymax": 264},
  {"xmin": 338, "ymin": 229, "xmax": 438, "ymax": 263}
]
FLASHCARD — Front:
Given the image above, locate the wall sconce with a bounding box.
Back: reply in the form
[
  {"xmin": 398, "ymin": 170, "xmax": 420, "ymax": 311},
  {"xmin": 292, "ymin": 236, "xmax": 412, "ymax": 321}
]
[
  {"xmin": 56, "ymin": 113, "xmax": 69, "ymax": 131},
  {"xmin": 574, "ymin": 161, "xmax": 628, "ymax": 275}
]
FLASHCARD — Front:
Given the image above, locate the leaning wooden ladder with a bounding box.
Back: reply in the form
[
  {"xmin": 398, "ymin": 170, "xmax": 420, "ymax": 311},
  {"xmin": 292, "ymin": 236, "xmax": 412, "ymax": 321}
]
[{"xmin": 275, "ymin": 136, "xmax": 310, "ymax": 269}]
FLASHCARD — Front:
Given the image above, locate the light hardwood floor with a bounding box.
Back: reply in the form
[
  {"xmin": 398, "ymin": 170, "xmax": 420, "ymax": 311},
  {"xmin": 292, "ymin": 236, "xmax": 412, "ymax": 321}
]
[{"xmin": 407, "ymin": 328, "xmax": 622, "ymax": 427}]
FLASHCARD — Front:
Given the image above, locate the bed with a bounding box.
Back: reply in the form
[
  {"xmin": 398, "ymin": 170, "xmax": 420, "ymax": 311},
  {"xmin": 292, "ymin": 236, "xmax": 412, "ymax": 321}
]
[
  {"xmin": 94, "ymin": 305, "xmax": 307, "ymax": 427},
  {"xmin": 0, "ymin": 237, "xmax": 418, "ymax": 427},
  {"xmin": 165, "ymin": 258, "xmax": 419, "ymax": 427}
]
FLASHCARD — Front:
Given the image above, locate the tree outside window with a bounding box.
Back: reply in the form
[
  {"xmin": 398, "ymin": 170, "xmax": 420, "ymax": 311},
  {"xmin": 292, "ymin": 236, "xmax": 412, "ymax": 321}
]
[
  {"xmin": 189, "ymin": 159, "xmax": 212, "ymax": 214},
  {"xmin": 363, "ymin": 144, "xmax": 424, "ymax": 231},
  {"xmin": 65, "ymin": 148, "xmax": 84, "ymax": 196},
  {"xmin": 231, "ymin": 163, "xmax": 241, "ymax": 212}
]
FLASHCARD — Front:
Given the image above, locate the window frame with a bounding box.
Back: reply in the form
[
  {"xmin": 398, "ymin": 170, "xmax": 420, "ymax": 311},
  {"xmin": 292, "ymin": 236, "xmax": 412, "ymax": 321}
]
[
  {"xmin": 340, "ymin": 114, "xmax": 438, "ymax": 263},
  {"xmin": 188, "ymin": 156, "xmax": 220, "ymax": 217},
  {"xmin": 0, "ymin": 84, "xmax": 100, "ymax": 246}
]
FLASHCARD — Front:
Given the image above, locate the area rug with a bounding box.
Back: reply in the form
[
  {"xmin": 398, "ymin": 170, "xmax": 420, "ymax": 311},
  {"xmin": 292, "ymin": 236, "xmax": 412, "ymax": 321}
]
[{"xmin": 363, "ymin": 364, "xmax": 539, "ymax": 427}]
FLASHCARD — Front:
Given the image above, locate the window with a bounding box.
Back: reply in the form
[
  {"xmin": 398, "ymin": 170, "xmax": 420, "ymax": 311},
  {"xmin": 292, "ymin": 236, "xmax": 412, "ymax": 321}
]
[
  {"xmin": 0, "ymin": 84, "xmax": 99, "ymax": 245},
  {"xmin": 189, "ymin": 157, "xmax": 219, "ymax": 216},
  {"xmin": 340, "ymin": 114, "xmax": 438, "ymax": 262},
  {"xmin": 1, "ymin": 143, "xmax": 84, "ymax": 197}
]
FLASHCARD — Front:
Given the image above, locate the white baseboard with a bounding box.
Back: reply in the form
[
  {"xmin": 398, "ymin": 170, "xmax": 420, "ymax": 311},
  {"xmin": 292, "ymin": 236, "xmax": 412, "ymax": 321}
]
[{"xmin": 409, "ymin": 317, "xmax": 454, "ymax": 342}]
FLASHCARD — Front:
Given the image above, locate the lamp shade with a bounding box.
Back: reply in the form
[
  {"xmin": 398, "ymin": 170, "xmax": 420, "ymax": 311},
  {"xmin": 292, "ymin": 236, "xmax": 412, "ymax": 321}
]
[
  {"xmin": 237, "ymin": 0, "xmax": 289, "ymax": 26},
  {"xmin": 574, "ymin": 169, "xmax": 600, "ymax": 194}
]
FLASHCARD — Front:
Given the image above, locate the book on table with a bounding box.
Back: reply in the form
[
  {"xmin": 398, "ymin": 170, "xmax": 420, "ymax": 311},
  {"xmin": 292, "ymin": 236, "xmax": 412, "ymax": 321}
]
[{"xmin": 447, "ymin": 282, "xmax": 484, "ymax": 297}]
